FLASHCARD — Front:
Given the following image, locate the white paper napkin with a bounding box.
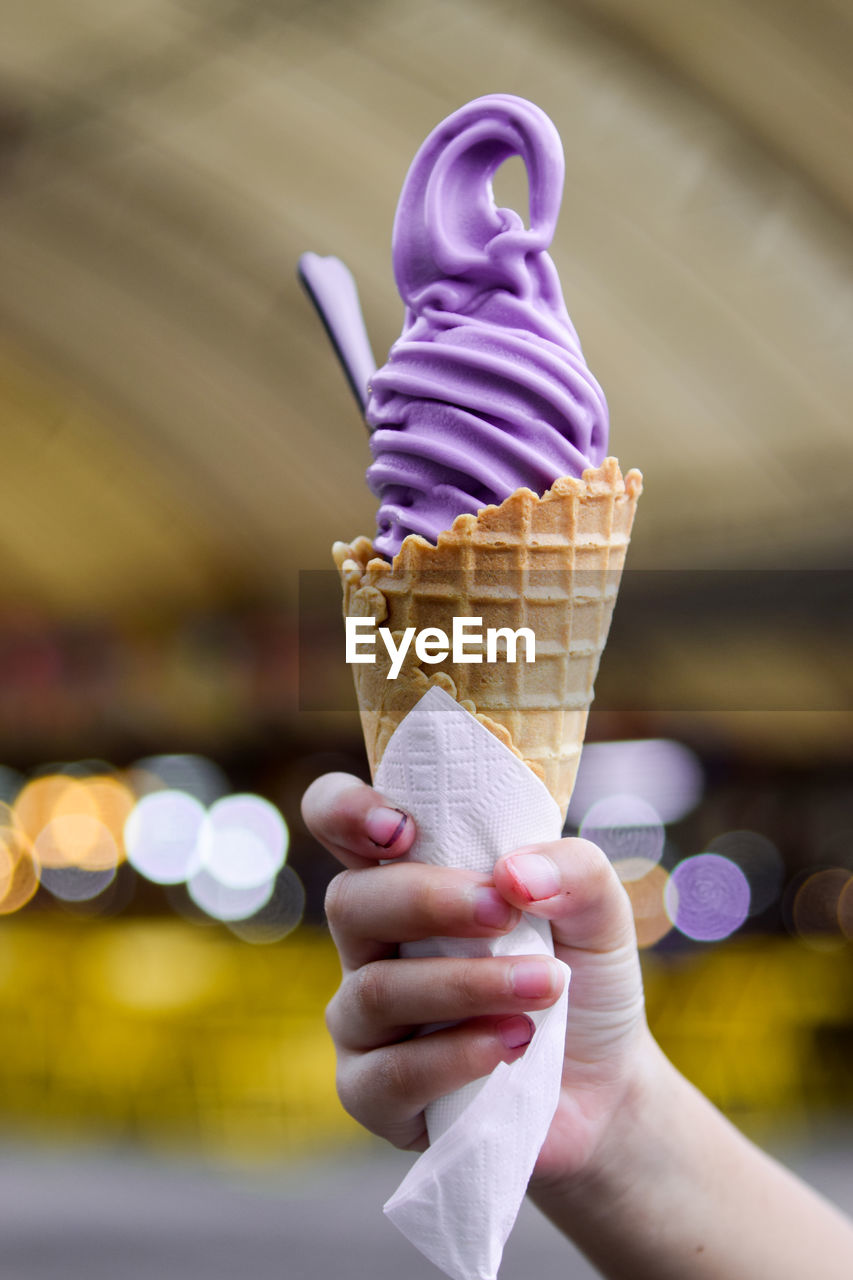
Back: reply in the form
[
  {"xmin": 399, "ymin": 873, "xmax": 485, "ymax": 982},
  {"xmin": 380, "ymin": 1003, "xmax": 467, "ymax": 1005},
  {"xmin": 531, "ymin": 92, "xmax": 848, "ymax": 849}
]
[{"xmin": 374, "ymin": 686, "xmax": 571, "ymax": 1280}]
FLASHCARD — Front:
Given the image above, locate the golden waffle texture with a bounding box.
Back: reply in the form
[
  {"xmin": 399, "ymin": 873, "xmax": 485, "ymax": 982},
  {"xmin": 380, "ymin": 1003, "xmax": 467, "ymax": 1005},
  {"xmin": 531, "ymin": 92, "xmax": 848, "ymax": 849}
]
[{"xmin": 334, "ymin": 457, "xmax": 642, "ymax": 817}]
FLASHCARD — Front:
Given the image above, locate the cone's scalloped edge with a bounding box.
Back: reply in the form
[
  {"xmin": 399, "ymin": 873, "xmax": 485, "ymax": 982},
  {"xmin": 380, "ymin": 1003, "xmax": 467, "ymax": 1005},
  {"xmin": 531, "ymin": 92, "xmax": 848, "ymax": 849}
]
[
  {"xmin": 333, "ymin": 457, "xmax": 643, "ymax": 582},
  {"xmin": 332, "ymin": 457, "xmax": 642, "ymax": 812}
]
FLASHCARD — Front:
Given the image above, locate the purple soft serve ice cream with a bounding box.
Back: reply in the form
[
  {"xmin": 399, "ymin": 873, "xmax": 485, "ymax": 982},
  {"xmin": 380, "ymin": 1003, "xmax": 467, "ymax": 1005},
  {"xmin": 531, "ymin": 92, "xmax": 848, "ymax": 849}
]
[
  {"xmin": 366, "ymin": 94, "xmax": 608, "ymax": 560},
  {"xmin": 299, "ymin": 94, "xmax": 609, "ymax": 562}
]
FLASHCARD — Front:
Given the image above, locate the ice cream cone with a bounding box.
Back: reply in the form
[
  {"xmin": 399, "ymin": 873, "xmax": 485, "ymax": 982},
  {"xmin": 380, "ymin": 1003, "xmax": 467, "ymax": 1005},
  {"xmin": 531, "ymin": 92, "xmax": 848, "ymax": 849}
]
[{"xmin": 334, "ymin": 457, "xmax": 641, "ymax": 819}]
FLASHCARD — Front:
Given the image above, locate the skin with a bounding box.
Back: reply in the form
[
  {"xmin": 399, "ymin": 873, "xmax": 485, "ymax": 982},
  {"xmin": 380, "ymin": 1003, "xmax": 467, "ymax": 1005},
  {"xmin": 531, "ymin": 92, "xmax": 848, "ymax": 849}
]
[{"xmin": 302, "ymin": 772, "xmax": 853, "ymax": 1280}]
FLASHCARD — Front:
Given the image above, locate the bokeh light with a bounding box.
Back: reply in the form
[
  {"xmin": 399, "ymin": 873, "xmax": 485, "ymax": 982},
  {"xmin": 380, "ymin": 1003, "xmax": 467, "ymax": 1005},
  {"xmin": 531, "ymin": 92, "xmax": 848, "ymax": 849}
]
[
  {"xmin": 613, "ymin": 859, "xmax": 672, "ymax": 947},
  {"xmin": 579, "ymin": 795, "xmax": 665, "ymax": 866},
  {"xmin": 706, "ymin": 829, "xmax": 784, "ymax": 917},
  {"xmin": 0, "ymin": 827, "xmax": 20, "ymax": 901},
  {"xmin": 59, "ymin": 863, "xmax": 138, "ymax": 918},
  {"xmin": 11, "ymin": 772, "xmax": 135, "ymax": 872},
  {"xmin": 124, "ymin": 790, "xmax": 206, "ymax": 884},
  {"xmin": 227, "ymin": 867, "xmax": 306, "ymax": 944},
  {"xmin": 665, "ymin": 853, "xmax": 751, "ymax": 942},
  {"xmin": 567, "ymin": 739, "xmax": 703, "ymax": 828},
  {"xmin": 40, "ymin": 863, "xmax": 117, "ymax": 903},
  {"xmin": 34, "ymin": 815, "xmax": 119, "ymax": 873},
  {"xmin": 613, "ymin": 856, "xmax": 661, "ymax": 883},
  {"xmin": 198, "ymin": 794, "xmax": 289, "ymax": 890},
  {"xmin": 84, "ymin": 776, "xmax": 135, "ymax": 860},
  {"xmin": 118, "ymin": 775, "xmax": 295, "ymax": 927},
  {"xmin": 789, "ymin": 869, "xmax": 852, "ymax": 950},
  {"xmin": 0, "ymin": 836, "xmax": 40, "ymax": 915},
  {"xmin": 186, "ymin": 868, "xmax": 275, "ymax": 922},
  {"xmin": 0, "ymin": 808, "xmax": 38, "ymax": 911},
  {"xmin": 14, "ymin": 775, "xmax": 76, "ymax": 851}
]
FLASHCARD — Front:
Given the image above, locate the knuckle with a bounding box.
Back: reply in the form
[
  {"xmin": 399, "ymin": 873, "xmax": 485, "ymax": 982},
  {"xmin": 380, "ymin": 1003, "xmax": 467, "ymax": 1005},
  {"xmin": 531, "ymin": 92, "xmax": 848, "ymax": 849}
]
[
  {"xmin": 573, "ymin": 836, "xmax": 612, "ymax": 871},
  {"xmin": 336, "ymin": 1062, "xmax": 367, "ymax": 1125},
  {"xmin": 323, "ymin": 869, "xmax": 355, "ymax": 928},
  {"xmin": 458, "ymin": 1026, "xmax": 500, "ymax": 1080},
  {"xmin": 375, "ymin": 1043, "xmax": 418, "ymax": 1105},
  {"xmin": 351, "ymin": 961, "xmax": 391, "ymax": 1024},
  {"xmin": 324, "ymin": 990, "xmax": 344, "ymax": 1042},
  {"xmin": 572, "ymin": 838, "xmax": 617, "ymax": 894},
  {"xmin": 343, "ymin": 1050, "xmax": 417, "ymax": 1141},
  {"xmin": 572, "ymin": 839, "xmax": 636, "ymax": 938}
]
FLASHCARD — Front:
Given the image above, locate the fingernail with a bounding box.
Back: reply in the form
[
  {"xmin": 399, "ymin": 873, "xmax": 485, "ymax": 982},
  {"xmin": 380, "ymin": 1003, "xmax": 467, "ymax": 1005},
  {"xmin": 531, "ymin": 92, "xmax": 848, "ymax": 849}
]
[
  {"xmin": 497, "ymin": 1015, "xmax": 535, "ymax": 1051},
  {"xmin": 511, "ymin": 959, "xmax": 558, "ymax": 1000},
  {"xmin": 505, "ymin": 852, "xmax": 561, "ymax": 902},
  {"xmin": 365, "ymin": 807, "xmax": 409, "ymax": 848},
  {"xmin": 473, "ymin": 887, "xmax": 513, "ymax": 929}
]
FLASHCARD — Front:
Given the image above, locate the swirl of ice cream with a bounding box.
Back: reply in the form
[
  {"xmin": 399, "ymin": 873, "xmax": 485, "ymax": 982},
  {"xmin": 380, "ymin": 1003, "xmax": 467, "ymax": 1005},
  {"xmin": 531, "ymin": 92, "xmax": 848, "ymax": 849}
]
[{"xmin": 366, "ymin": 94, "xmax": 609, "ymax": 561}]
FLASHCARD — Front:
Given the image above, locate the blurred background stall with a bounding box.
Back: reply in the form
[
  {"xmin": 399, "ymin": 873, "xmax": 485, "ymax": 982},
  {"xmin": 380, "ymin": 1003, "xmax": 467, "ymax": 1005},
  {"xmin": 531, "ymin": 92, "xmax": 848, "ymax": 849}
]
[{"xmin": 0, "ymin": 1, "xmax": 851, "ymax": 1276}]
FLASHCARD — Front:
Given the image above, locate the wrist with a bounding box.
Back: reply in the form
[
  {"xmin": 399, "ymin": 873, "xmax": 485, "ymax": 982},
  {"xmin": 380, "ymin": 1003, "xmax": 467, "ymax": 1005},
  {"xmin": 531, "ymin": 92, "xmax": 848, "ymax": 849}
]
[{"xmin": 530, "ymin": 1029, "xmax": 679, "ymax": 1218}]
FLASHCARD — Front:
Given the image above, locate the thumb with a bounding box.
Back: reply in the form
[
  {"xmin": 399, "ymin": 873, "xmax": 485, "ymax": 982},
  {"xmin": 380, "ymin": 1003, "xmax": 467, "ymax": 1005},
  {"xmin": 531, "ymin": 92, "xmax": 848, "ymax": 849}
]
[{"xmin": 493, "ymin": 838, "xmax": 636, "ymax": 954}]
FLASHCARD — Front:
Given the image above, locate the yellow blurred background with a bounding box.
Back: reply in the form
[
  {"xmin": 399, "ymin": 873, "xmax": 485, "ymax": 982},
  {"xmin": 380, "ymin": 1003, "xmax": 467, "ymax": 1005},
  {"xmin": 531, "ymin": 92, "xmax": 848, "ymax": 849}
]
[{"xmin": 0, "ymin": 0, "xmax": 851, "ymax": 1248}]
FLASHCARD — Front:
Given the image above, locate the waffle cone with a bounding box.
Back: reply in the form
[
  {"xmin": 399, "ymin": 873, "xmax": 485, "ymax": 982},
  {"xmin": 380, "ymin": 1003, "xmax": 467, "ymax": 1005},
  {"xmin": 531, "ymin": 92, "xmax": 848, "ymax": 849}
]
[{"xmin": 334, "ymin": 457, "xmax": 642, "ymax": 817}]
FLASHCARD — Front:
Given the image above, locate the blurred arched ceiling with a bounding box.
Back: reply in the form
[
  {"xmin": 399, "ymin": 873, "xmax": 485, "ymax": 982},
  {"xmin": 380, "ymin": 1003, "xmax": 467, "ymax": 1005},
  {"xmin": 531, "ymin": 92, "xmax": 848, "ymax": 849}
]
[{"xmin": 0, "ymin": 0, "xmax": 851, "ymax": 617}]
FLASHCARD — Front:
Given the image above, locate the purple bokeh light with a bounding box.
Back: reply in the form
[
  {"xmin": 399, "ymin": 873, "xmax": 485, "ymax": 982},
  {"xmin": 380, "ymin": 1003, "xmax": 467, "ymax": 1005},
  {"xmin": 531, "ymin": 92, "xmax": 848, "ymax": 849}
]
[{"xmin": 665, "ymin": 853, "xmax": 751, "ymax": 942}]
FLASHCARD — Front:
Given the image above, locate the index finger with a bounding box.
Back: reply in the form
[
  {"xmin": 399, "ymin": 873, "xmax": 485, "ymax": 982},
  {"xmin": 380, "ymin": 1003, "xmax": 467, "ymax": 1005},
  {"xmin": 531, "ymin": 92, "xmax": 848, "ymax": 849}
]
[{"xmin": 301, "ymin": 772, "xmax": 415, "ymax": 869}]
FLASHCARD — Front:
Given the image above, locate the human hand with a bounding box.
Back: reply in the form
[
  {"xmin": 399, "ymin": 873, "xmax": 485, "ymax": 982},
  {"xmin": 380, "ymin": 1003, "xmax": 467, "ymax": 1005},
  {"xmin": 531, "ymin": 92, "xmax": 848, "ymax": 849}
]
[{"xmin": 302, "ymin": 772, "xmax": 656, "ymax": 1185}]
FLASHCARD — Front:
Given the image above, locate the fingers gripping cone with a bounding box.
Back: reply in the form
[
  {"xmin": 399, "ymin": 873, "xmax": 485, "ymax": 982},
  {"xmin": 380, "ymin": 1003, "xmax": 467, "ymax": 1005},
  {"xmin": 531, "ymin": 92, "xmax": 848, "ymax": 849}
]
[
  {"xmin": 333, "ymin": 457, "xmax": 640, "ymax": 1280},
  {"xmin": 334, "ymin": 458, "xmax": 642, "ymax": 819}
]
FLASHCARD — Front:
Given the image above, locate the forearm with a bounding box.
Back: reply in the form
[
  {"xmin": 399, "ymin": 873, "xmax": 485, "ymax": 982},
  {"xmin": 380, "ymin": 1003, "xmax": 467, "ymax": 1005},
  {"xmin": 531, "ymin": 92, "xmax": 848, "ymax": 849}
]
[{"xmin": 531, "ymin": 1036, "xmax": 853, "ymax": 1280}]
